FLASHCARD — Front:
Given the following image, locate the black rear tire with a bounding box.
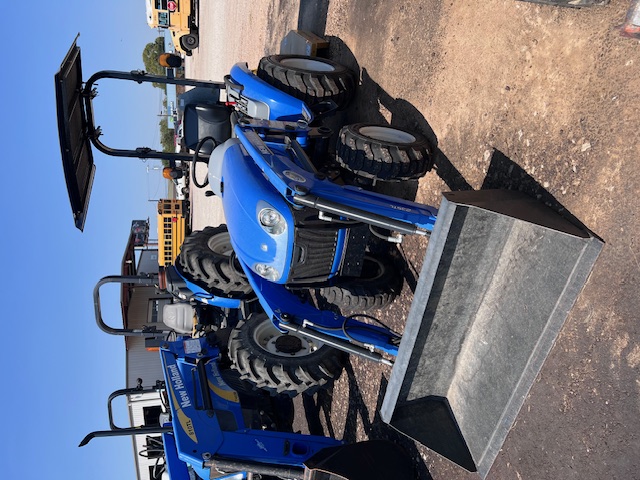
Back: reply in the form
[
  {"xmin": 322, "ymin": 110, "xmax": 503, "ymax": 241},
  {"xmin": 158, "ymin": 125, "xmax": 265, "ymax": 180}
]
[
  {"xmin": 316, "ymin": 254, "xmax": 402, "ymax": 311},
  {"xmin": 180, "ymin": 33, "xmax": 199, "ymax": 50},
  {"xmin": 257, "ymin": 55, "xmax": 356, "ymax": 110},
  {"xmin": 177, "ymin": 225, "xmax": 252, "ymax": 298},
  {"xmin": 336, "ymin": 123, "xmax": 434, "ymax": 181},
  {"xmin": 228, "ymin": 313, "xmax": 346, "ymax": 397}
]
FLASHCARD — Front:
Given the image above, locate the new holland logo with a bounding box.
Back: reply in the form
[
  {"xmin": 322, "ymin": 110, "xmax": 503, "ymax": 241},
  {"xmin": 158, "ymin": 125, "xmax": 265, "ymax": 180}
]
[
  {"xmin": 166, "ymin": 364, "xmax": 198, "ymax": 443},
  {"xmin": 168, "ymin": 363, "xmax": 191, "ymax": 408}
]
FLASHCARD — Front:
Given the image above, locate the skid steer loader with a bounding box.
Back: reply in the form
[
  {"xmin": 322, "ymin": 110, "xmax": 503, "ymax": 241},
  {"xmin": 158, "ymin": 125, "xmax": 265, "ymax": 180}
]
[{"xmin": 55, "ymin": 36, "xmax": 602, "ymax": 477}]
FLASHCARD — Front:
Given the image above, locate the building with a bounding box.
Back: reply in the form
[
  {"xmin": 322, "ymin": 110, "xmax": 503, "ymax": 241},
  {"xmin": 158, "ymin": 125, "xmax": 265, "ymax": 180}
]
[{"xmin": 119, "ymin": 221, "xmax": 176, "ymax": 480}]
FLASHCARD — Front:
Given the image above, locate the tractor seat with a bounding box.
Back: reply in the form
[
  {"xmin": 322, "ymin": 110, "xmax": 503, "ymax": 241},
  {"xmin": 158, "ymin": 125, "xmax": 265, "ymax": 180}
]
[{"xmin": 183, "ymin": 104, "xmax": 232, "ymax": 155}]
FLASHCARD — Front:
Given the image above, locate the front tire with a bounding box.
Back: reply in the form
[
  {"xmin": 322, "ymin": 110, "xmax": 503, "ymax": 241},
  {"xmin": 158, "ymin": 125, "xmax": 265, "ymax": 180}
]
[
  {"xmin": 336, "ymin": 123, "xmax": 434, "ymax": 181},
  {"xmin": 316, "ymin": 254, "xmax": 403, "ymax": 311},
  {"xmin": 177, "ymin": 225, "xmax": 252, "ymax": 298},
  {"xmin": 228, "ymin": 314, "xmax": 346, "ymax": 397},
  {"xmin": 257, "ymin": 55, "xmax": 356, "ymax": 110}
]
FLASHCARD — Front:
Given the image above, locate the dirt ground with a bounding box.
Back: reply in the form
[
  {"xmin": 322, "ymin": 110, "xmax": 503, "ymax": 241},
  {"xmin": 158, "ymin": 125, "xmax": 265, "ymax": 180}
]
[{"xmin": 187, "ymin": 1, "xmax": 639, "ymax": 478}]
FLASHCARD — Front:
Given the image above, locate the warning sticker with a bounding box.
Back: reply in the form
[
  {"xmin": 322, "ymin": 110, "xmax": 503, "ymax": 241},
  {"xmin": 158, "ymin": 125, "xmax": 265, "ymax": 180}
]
[{"xmin": 183, "ymin": 339, "xmax": 201, "ymax": 355}]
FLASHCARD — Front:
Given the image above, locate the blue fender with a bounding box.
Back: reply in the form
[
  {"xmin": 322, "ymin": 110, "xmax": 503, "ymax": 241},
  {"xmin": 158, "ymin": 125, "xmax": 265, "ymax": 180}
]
[
  {"xmin": 170, "ymin": 265, "xmax": 243, "ymax": 308},
  {"xmin": 229, "ymin": 63, "xmax": 314, "ymax": 122}
]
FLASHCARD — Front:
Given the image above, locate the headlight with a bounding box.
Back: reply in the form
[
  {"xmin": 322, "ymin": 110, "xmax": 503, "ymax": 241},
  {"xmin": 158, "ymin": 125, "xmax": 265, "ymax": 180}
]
[
  {"xmin": 258, "ymin": 207, "xmax": 286, "ymax": 235},
  {"xmin": 254, "ymin": 263, "xmax": 281, "ymax": 281}
]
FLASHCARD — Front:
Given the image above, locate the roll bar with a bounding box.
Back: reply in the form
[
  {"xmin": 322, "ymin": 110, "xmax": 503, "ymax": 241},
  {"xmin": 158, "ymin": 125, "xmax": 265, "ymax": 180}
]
[
  {"xmin": 80, "ymin": 382, "xmax": 171, "ymax": 447},
  {"xmin": 93, "ymin": 275, "xmax": 173, "ymax": 336}
]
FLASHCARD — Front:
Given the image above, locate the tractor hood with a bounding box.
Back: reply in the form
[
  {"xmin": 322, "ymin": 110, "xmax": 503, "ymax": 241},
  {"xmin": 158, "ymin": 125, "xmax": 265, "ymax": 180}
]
[{"xmin": 220, "ymin": 142, "xmax": 295, "ymax": 284}]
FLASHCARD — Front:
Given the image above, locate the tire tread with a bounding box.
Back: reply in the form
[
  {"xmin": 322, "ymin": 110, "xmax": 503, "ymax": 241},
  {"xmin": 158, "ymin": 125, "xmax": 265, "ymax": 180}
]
[
  {"xmin": 228, "ymin": 315, "xmax": 346, "ymax": 397},
  {"xmin": 336, "ymin": 123, "xmax": 434, "ymax": 181}
]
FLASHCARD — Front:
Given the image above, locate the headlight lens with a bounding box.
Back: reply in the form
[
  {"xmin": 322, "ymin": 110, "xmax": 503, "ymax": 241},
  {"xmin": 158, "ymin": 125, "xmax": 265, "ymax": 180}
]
[
  {"xmin": 254, "ymin": 263, "xmax": 281, "ymax": 281},
  {"xmin": 258, "ymin": 207, "xmax": 286, "ymax": 235}
]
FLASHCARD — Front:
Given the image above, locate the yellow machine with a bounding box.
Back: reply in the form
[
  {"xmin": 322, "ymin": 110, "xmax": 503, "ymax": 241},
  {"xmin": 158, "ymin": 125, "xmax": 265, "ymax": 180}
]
[
  {"xmin": 145, "ymin": 0, "xmax": 199, "ymax": 56},
  {"xmin": 157, "ymin": 199, "xmax": 188, "ymax": 266}
]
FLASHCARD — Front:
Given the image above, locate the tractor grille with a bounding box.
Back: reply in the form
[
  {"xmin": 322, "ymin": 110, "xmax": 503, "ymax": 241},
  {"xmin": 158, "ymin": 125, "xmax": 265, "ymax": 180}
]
[{"xmin": 288, "ymin": 223, "xmax": 340, "ymax": 284}]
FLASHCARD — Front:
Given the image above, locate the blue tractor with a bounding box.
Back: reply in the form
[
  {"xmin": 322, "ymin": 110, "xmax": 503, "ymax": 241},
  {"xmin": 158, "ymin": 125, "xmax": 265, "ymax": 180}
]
[
  {"xmin": 163, "ymin": 54, "xmax": 440, "ymax": 398},
  {"xmin": 84, "ymin": 274, "xmax": 414, "ymax": 480},
  {"xmin": 56, "ymin": 36, "xmax": 603, "ymax": 477},
  {"xmin": 56, "ymin": 36, "xmax": 437, "ymax": 398}
]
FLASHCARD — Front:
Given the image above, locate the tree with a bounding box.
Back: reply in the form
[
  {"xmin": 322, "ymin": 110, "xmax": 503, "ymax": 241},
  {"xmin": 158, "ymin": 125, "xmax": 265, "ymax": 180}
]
[
  {"xmin": 144, "ymin": 38, "xmax": 175, "ymax": 154},
  {"xmin": 142, "ymin": 37, "xmax": 166, "ymax": 88},
  {"xmin": 159, "ymin": 117, "xmax": 175, "ymax": 153}
]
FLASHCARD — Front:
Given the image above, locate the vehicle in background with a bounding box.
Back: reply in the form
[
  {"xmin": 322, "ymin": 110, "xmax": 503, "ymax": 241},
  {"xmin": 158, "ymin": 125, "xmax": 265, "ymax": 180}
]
[
  {"xmin": 163, "ymin": 162, "xmax": 189, "ymax": 200},
  {"xmin": 174, "ymin": 175, "xmax": 188, "ymax": 200},
  {"xmin": 157, "ymin": 199, "xmax": 188, "ymax": 267},
  {"xmin": 145, "ymin": 0, "xmax": 199, "ymax": 56},
  {"xmin": 174, "ymin": 121, "xmax": 184, "ymax": 151}
]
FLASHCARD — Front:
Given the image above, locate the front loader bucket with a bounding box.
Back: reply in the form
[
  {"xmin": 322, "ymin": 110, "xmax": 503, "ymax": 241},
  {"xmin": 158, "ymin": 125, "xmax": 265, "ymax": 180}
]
[{"xmin": 381, "ymin": 190, "xmax": 603, "ymax": 478}]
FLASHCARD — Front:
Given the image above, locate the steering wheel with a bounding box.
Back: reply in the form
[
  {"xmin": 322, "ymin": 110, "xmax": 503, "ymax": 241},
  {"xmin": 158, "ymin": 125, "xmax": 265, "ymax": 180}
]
[{"xmin": 191, "ymin": 136, "xmax": 218, "ymax": 189}]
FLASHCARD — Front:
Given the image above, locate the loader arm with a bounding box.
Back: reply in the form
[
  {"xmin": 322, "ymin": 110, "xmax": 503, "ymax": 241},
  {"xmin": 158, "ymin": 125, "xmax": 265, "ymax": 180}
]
[
  {"xmin": 234, "ymin": 123, "xmax": 438, "ymax": 233},
  {"xmin": 160, "ymin": 338, "xmax": 342, "ymax": 475},
  {"xmin": 236, "ymin": 256, "xmax": 399, "ymax": 363}
]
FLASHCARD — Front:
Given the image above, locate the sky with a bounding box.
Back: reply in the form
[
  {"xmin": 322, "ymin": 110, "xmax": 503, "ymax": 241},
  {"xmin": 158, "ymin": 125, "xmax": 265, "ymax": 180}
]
[{"xmin": 0, "ymin": 2, "xmax": 169, "ymax": 478}]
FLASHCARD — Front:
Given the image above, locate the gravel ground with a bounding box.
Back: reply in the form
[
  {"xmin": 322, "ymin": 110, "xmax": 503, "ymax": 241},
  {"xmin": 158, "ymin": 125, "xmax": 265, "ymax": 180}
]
[{"xmin": 184, "ymin": 1, "xmax": 639, "ymax": 479}]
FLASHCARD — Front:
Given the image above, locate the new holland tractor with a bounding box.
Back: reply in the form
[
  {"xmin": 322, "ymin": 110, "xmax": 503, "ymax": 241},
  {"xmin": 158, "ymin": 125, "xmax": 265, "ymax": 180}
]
[
  {"xmin": 83, "ymin": 273, "xmax": 414, "ymax": 480},
  {"xmin": 56, "ymin": 35, "xmax": 602, "ymax": 477}
]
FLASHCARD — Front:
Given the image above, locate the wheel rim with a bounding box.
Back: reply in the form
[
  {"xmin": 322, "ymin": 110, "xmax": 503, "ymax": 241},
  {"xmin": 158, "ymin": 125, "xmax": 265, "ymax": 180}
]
[
  {"xmin": 207, "ymin": 232, "xmax": 233, "ymax": 256},
  {"xmin": 279, "ymin": 58, "xmax": 336, "ymax": 72},
  {"xmin": 359, "ymin": 126, "xmax": 416, "ymax": 144},
  {"xmin": 253, "ymin": 320, "xmax": 324, "ymax": 357}
]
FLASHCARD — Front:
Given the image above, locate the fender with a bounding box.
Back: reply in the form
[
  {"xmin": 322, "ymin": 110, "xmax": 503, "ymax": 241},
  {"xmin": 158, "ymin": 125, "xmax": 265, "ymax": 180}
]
[
  {"xmin": 228, "ymin": 63, "xmax": 314, "ymax": 122},
  {"xmin": 168, "ymin": 264, "xmax": 242, "ymax": 308}
]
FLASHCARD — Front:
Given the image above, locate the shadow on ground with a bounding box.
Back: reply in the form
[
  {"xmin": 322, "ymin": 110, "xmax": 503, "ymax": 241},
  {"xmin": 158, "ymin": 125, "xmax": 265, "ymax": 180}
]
[
  {"xmin": 291, "ymin": 10, "xmax": 599, "ymax": 478},
  {"xmin": 301, "ymin": 359, "xmax": 434, "ymax": 480}
]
